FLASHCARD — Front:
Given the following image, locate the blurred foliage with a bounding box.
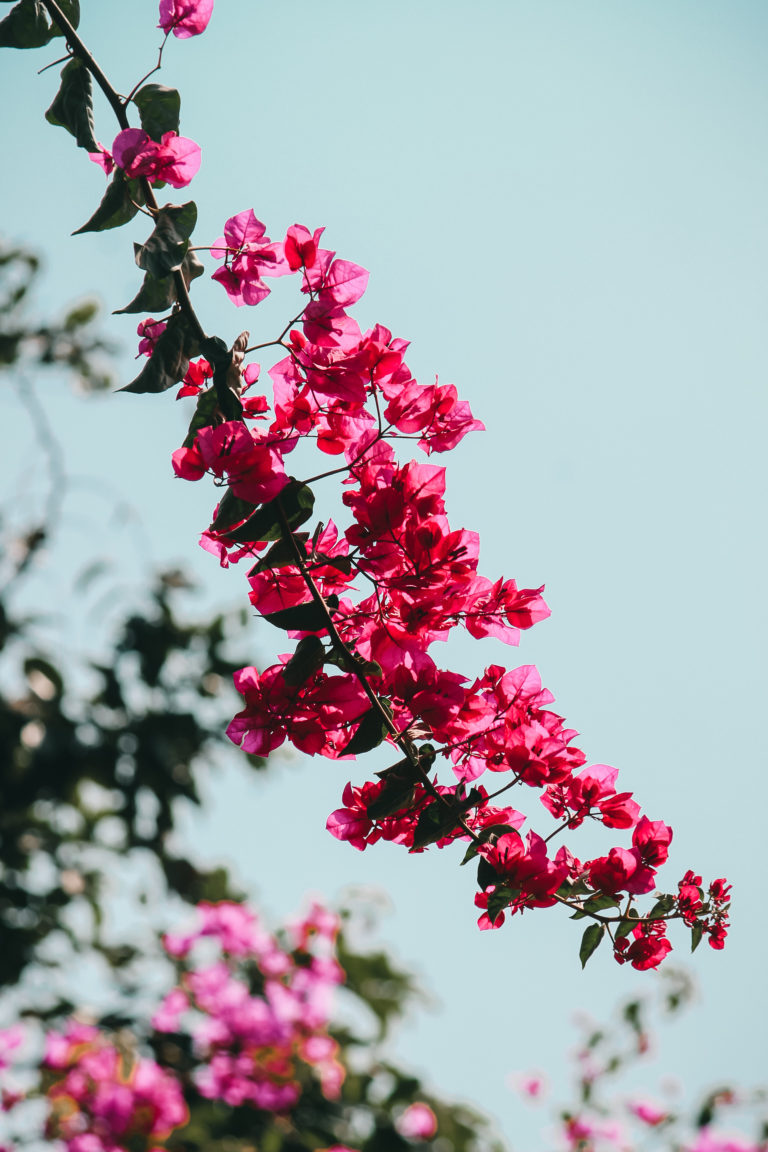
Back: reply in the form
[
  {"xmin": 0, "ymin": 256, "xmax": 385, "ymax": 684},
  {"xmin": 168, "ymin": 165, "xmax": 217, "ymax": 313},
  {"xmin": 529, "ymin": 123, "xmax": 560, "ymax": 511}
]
[
  {"xmin": 0, "ymin": 565, "xmax": 262, "ymax": 994},
  {"xmin": 0, "ymin": 242, "xmax": 262, "ymax": 996},
  {"xmin": 0, "ymin": 244, "xmax": 506, "ymax": 1152},
  {"xmin": 511, "ymin": 970, "xmax": 768, "ymax": 1152},
  {"xmin": 0, "ymin": 242, "xmax": 113, "ymax": 392}
]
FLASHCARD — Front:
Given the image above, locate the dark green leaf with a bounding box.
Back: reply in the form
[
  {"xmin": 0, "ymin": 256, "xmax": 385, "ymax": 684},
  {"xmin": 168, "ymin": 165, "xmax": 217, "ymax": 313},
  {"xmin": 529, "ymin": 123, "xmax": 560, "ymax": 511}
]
[
  {"xmin": 121, "ymin": 311, "xmax": 198, "ymax": 394},
  {"xmin": 411, "ymin": 800, "xmax": 463, "ymax": 850},
  {"xmin": 340, "ymin": 702, "xmax": 393, "ymax": 757},
  {"xmin": 282, "ymin": 634, "xmax": 326, "ymax": 687},
  {"xmin": 579, "ymin": 923, "xmax": 606, "ymax": 969},
  {"xmin": 48, "ymin": 0, "xmax": 79, "ymax": 32},
  {"xmin": 486, "ymin": 883, "xmax": 515, "ymax": 925},
  {"xmin": 115, "ymin": 250, "xmax": 204, "ymax": 316},
  {"xmin": 217, "ymin": 481, "xmax": 315, "ymax": 544},
  {"xmin": 247, "ymin": 532, "xmax": 310, "ymax": 574},
  {"xmin": 310, "ymin": 551, "xmax": 353, "ymax": 576},
  {"xmin": 324, "ymin": 647, "xmax": 383, "ymax": 678},
  {"xmin": 133, "ymin": 83, "xmax": 180, "ymax": 142},
  {"xmin": 181, "ymin": 387, "xmax": 219, "ymax": 450},
  {"xmin": 583, "ymin": 892, "xmax": 620, "ymax": 915},
  {"xmin": 690, "ymin": 921, "xmax": 703, "ymax": 953},
  {"xmin": 261, "ymin": 593, "xmax": 338, "ymax": 634},
  {"xmin": 614, "ymin": 909, "xmax": 640, "ymax": 939},
  {"xmin": 209, "ymin": 488, "xmax": 255, "ymax": 531},
  {"xmin": 0, "ymin": 0, "xmax": 51, "ymax": 48},
  {"xmin": 134, "ymin": 203, "xmax": 197, "ymax": 281},
  {"xmin": 648, "ymin": 894, "xmax": 676, "ymax": 918},
  {"xmin": 199, "ymin": 334, "xmax": 242, "ymax": 422},
  {"xmin": 45, "ymin": 59, "xmax": 98, "ymax": 151},
  {"xmin": 366, "ymin": 772, "xmax": 415, "ymax": 820},
  {"xmin": 73, "ymin": 170, "xmax": 145, "ymax": 234}
]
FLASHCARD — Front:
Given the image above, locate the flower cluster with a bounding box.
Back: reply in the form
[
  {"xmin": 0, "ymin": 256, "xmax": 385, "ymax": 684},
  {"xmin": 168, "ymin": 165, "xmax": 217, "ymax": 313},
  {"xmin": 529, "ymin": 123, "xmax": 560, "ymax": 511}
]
[
  {"xmin": 165, "ymin": 199, "xmax": 728, "ymax": 970},
  {"xmin": 0, "ymin": 898, "xmax": 446, "ymax": 1152},
  {"xmin": 42, "ymin": 1021, "xmax": 188, "ymax": 1152},
  {"xmin": 156, "ymin": 899, "xmax": 346, "ymax": 1110}
]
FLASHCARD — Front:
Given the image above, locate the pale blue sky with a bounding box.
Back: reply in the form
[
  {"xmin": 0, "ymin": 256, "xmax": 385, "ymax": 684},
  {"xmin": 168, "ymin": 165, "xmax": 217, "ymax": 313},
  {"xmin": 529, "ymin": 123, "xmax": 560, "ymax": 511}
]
[{"xmin": 2, "ymin": 1, "xmax": 767, "ymax": 1146}]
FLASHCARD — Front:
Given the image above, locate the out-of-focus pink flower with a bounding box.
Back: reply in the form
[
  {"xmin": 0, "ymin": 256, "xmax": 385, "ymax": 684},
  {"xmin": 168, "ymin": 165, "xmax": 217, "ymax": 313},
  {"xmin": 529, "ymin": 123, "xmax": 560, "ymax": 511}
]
[
  {"xmin": 628, "ymin": 1098, "xmax": 669, "ymax": 1126},
  {"xmin": 396, "ymin": 1102, "xmax": 438, "ymax": 1140},
  {"xmin": 508, "ymin": 1071, "xmax": 548, "ymax": 1100},
  {"xmin": 0, "ymin": 1027, "xmax": 23, "ymax": 1071}
]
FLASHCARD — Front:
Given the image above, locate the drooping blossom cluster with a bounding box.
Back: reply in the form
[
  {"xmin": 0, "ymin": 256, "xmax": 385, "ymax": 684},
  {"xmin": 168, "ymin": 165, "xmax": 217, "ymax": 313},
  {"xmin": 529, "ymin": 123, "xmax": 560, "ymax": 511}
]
[{"xmin": 163, "ymin": 196, "xmax": 729, "ymax": 969}]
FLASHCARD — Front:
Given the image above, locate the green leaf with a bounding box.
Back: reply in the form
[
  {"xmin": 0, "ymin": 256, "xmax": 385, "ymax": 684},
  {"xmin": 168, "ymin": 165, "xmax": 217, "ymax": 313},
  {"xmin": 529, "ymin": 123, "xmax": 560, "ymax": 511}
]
[
  {"xmin": 217, "ymin": 481, "xmax": 315, "ymax": 544},
  {"xmin": 63, "ymin": 300, "xmax": 98, "ymax": 330},
  {"xmin": 310, "ymin": 551, "xmax": 353, "ymax": 576},
  {"xmin": 324, "ymin": 647, "xmax": 383, "ymax": 678},
  {"xmin": 209, "ymin": 488, "xmax": 255, "ymax": 531},
  {"xmin": 121, "ymin": 311, "xmax": 198, "ymax": 394},
  {"xmin": 486, "ymin": 884, "xmax": 515, "ymax": 925},
  {"xmin": 261, "ymin": 594, "xmax": 338, "ymax": 634},
  {"xmin": 411, "ymin": 800, "xmax": 465, "ymax": 850},
  {"xmin": 582, "ymin": 892, "xmax": 620, "ymax": 915},
  {"xmin": 648, "ymin": 894, "xmax": 676, "ymax": 919},
  {"xmin": 341, "ymin": 703, "xmax": 393, "ymax": 757},
  {"xmin": 476, "ymin": 854, "xmax": 500, "ymax": 890},
  {"xmin": 199, "ymin": 334, "xmax": 242, "ymax": 422},
  {"xmin": 73, "ymin": 170, "xmax": 145, "ymax": 234},
  {"xmin": 0, "ymin": 0, "xmax": 52, "ymax": 48},
  {"xmin": 614, "ymin": 909, "xmax": 640, "ymax": 939},
  {"xmin": 579, "ymin": 923, "xmax": 606, "ymax": 969},
  {"xmin": 45, "ymin": 58, "xmax": 98, "ymax": 151},
  {"xmin": 133, "ymin": 83, "xmax": 180, "ymax": 142},
  {"xmin": 181, "ymin": 386, "xmax": 221, "ymax": 450},
  {"xmin": 282, "ymin": 634, "xmax": 326, "ymax": 687},
  {"xmin": 366, "ymin": 764, "xmax": 417, "ymax": 820},
  {"xmin": 134, "ymin": 203, "xmax": 197, "ymax": 281},
  {"xmin": 690, "ymin": 921, "xmax": 703, "ymax": 953},
  {"xmin": 115, "ymin": 250, "xmax": 204, "ymax": 316},
  {"xmin": 247, "ymin": 532, "xmax": 310, "ymax": 574}
]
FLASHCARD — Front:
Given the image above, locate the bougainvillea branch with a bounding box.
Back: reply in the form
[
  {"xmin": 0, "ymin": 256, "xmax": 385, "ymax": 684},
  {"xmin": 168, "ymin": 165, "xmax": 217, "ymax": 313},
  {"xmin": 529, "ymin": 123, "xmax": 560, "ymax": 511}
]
[{"xmin": 3, "ymin": 0, "xmax": 731, "ymax": 971}]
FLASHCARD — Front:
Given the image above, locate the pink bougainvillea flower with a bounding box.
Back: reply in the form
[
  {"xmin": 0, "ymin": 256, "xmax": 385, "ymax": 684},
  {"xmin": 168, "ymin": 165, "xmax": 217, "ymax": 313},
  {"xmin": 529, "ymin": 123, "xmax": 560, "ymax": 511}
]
[
  {"xmin": 396, "ymin": 1102, "xmax": 438, "ymax": 1140},
  {"xmin": 112, "ymin": 128, "xmax": 201, "ymax": 188},
  {"xmin": 211, "ymin": 209, "xmax": 289, "ymax": 306},
  {"xmin": 0, "ymin": 1026, "xmax": 23, "ymax": 1071},
  {"xmin": 508, "ymin": 1071, "xmax": 548, "ymax": 1100},
  {"xmin": 158, "ymin": 0, "xmax": 214, "ymax": 38},
  {"xmin": 628, "ymin": 1098, "xmax": 670, "ymax": 1126},
  {"xmin": 136, "ymin": 317, "xmax": 167, "ymax": 357},
  {"xmin": 87, "ymin": 142, "xmax": 114, "ymax": 175},
  {"xmin": 285, "ymin": 223, "xmax": 325, "ymax": 271}
]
